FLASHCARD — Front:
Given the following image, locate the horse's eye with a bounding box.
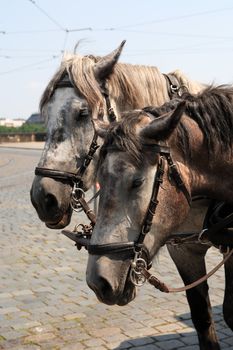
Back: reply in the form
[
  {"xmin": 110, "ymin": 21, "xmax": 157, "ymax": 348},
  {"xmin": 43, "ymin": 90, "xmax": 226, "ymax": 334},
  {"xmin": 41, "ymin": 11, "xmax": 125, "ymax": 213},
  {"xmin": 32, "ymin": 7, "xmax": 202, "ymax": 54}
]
[
  {"xmin": 132, "ymin": 178, "xmax": 144, "ymax": 189},
  {"xmin": 79, "ymin": 107, "xmax": 89, "ymax": 117}
]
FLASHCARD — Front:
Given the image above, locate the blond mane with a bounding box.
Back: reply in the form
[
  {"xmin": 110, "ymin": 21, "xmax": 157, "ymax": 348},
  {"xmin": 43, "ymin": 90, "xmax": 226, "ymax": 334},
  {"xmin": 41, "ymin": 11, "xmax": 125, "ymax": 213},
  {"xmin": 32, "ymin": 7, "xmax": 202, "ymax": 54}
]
[
  {"xmin": 171, "ymin": 69, "xmax": 204, "ymax": 94},
  {"xmin": 40, "ymin": 54, "xmax": 203, "ymax": 116}
]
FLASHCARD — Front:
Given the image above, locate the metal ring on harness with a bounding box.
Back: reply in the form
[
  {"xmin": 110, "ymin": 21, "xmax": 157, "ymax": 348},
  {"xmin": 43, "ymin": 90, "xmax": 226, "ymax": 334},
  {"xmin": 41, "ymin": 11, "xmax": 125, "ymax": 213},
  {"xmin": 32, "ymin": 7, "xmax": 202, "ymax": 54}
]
[
  {"xmin": 71, "ymin": 186, "xmax": 85, "ymax": 211},
  {"xmin": 198, "ymin": 229, "xmax": 210, "ymax": 245},
  {"xmin": 72, "ymin": 186, "xmax": 85, "ymax": 199},
  {"xmin": 130, "ymin": 257, "xmax": 147, "ymax": 286}
]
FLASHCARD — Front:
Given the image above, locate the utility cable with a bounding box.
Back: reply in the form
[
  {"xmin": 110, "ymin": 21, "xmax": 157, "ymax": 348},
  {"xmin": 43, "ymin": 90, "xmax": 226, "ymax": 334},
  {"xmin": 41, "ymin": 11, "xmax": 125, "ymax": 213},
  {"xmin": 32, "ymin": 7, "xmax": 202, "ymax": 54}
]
[
  {"xmin": 114, "ymin": 6, "xmax": 233, "ymax": 29},
  {"xmin": 28, "ymin": 0, "xmax": 67, "ymax": 32},
  {"xmin": 0, "ymin": 56, "xmax": 59, "ymax": 75}
]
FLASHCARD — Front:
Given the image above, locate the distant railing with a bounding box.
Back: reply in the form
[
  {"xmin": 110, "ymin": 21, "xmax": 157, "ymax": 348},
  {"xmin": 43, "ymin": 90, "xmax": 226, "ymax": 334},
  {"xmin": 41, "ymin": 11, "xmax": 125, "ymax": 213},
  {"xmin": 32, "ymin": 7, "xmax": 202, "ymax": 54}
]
[{"xmin": 0, "ymin": 132, "xmax": 46, "ymax": 143}]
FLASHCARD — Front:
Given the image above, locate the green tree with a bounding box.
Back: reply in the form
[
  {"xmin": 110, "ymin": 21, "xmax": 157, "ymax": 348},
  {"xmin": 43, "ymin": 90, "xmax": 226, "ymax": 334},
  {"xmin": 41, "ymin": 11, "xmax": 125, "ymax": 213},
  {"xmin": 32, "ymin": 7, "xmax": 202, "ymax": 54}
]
[{"xmin": 0, "ymin": 124, "xmax": 46, "ymax": 134}]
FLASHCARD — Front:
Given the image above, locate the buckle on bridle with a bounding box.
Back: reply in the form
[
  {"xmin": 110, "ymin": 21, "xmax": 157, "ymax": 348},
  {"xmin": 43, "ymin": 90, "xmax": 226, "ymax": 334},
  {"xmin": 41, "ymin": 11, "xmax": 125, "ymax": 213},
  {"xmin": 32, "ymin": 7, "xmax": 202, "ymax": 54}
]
[
  {"xmin": 170, "ymin": 84, "xmax": 179, "ymax": 94},
  {"xmin": 71, "ymin": 183, "xmax": 85, "ymax": 212},
  {"xmin": 130, "ymin": 250, "xmax": 147, "ymax": 286},
  {"xmin": 170, "ymin": 83, "xmax": 189, "ymax": 98}
]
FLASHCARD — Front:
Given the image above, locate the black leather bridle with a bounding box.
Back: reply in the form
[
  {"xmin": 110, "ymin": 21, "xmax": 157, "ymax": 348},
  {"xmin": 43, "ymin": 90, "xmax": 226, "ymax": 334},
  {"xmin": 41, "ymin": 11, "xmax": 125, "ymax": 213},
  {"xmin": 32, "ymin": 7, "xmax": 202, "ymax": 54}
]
[
  {"xmin": 88, "ymin": 144, "xmax": 191, "ymax": 286},
  {"xmin": 87, "ymin": 144, "xmax": 191, "ymax": 255},
  {"xmin": 62, "ymin": 143, "xmax": 191, "ymax": 285}
]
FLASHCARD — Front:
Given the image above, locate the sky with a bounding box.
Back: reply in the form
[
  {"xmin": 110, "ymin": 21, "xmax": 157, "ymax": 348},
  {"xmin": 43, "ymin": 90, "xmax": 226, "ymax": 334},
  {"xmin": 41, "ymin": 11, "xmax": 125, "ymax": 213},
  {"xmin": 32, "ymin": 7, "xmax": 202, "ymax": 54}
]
[{"xmin": 1, "ymin": 0, "xmax": 233, "ymax": 119}]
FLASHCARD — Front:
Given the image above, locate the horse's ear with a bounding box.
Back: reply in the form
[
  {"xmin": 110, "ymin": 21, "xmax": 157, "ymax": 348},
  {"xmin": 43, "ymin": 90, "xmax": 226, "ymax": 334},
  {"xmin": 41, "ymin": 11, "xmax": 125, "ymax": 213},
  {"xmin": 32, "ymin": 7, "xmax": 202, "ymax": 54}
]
[
  {"xmin": 140, "ymin": 101, "xmax": 186, "ymax": 141},
  {"xmin": 143, "ymin": 98, "xmax": 182, "ymax": 118},
  {"xmin": 93, "ymin": 40, "xmax": 126, "ymax": 81},
  {"xmin": 93, "ymin": 119, "xmax": 109, "ymax": 138}
]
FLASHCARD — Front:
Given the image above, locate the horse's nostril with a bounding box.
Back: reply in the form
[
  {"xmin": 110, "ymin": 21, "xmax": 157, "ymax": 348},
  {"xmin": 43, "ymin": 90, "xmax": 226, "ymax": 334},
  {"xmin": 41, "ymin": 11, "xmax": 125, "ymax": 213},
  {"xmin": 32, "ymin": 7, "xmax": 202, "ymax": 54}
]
[
  {"xmin": 45, "ymin": 193, "xmax": 58, "ymax": 209},
  {"xmin": 100, "ymin": 277, "xmax": 114, "ymax": 297},
  {"xmin": 88, "ymin": 276, "xmax": 116, "ymax": 305}
]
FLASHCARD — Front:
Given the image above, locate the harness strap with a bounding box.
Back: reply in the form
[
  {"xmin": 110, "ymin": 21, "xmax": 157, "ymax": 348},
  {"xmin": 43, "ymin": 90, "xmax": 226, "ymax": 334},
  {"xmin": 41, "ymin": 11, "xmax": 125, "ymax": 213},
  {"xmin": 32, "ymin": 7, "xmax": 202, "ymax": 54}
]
[
  {"xmin": 61, "ymin": 226, "xmax": 152, "ymax": 267},
  {"xmin": 165, "ymin": 154, "xmax": 192, "ymax": 206},
  {"xmin": 35, "ymin": 130, "xmax": 99, "ymax": 183},
  {"xmin": 74, "ymin": 189, "xmax": 101, "ymax": 213},
  {"xmin": 141, "ymin": 248, "xmax": 233, "ymax": 293},
  {"xmin": 100, "ymin": 82, "xmax": 117, "ymax": 123},
  {"xmin": 137, "ymin": 157, "xmax": 165, "ymax": 246},
  {"xmin": 204, "ymin": 211, "xmax": 233, "ymax": 236},
  {"xmin": 78, "ymin": 197, "xmax": 96, "ymax": 225},
  {"xmin": 163, "ymin": 73, "xmax": 181, "ymax": 99},
  {"xmin": 55, "ymin": 75, "xmax": 74, "ymax": 88},
  {"xmin": 35, "ymin": 167, "xmax": 80, "ymax": 184},
  {"xmin": 75, "ymin": 131, "xmax": 99, "ymax": 180},
  {"xmin": 88, "ymin": 242, "xmax": 136, "ymax": 255},
  {"xmin": 199, "ymin": 211, "xmax": 233, "ymax": 248}
]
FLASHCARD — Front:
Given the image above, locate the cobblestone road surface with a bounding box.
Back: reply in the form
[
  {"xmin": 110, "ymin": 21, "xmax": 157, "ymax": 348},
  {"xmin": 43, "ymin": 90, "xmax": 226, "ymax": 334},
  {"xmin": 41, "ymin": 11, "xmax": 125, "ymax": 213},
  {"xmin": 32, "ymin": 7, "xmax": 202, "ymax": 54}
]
[{"xmin": 0, "ymin": 146, "xmax": 232, "ymax": 349}]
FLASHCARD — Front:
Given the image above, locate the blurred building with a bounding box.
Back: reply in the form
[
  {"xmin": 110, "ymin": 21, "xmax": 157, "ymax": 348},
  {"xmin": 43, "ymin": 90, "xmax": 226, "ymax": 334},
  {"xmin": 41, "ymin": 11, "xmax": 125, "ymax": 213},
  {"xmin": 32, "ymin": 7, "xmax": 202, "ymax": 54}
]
[
  {"xmin": 26, "ymin": 113, "xmax": 44, "ymax": 124},
  {"xmin": 0, "ymin": 118, "xmax": 25, "ymax": 127}
]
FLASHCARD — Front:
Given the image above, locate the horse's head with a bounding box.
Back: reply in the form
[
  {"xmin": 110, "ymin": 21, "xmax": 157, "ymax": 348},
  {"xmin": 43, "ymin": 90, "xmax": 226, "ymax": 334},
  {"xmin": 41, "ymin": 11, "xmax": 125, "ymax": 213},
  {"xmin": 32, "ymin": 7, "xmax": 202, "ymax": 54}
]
[
  {"xmin": 30, "ymin": 42, "xmax": 126, "ymax": 229},
  {"xmin": 86, "ymin": 103, "xmax": 191, "ymax": 305}
]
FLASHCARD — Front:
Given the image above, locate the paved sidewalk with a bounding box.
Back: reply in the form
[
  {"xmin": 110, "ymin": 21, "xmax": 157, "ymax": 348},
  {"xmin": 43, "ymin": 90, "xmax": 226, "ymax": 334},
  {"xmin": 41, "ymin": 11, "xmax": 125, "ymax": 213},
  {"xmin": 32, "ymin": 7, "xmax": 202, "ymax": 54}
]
[
  {"xmin": 0, "ymin": 142, "xmax": 44, "ymax": 150},
  {"xmin": 0, "ymin": 147, "xmax": 232, "ymax": 350}
]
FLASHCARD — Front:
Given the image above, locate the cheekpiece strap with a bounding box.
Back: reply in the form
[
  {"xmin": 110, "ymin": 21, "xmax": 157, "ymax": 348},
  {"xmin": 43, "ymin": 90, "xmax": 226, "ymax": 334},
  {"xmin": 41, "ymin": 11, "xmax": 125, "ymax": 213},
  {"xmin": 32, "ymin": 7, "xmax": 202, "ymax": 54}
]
[{"xmin": 100, "ymin": 82, "xmax": 117, "ymax": 123}]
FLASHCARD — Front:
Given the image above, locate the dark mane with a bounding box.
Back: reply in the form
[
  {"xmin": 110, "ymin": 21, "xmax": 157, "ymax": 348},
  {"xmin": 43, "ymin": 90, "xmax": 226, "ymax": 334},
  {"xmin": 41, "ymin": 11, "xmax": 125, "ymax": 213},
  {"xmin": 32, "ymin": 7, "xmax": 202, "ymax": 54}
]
[
  {"xmin": 180, "ymin": 85, "xmax": 233, "ymax": 157},
  {"xmin": 99, "ymin": 111, "xmax": 145, "ymax": 166},
  {"xmin": 100, "ymin": 85, "xmax": 233, "ymax": 165}
]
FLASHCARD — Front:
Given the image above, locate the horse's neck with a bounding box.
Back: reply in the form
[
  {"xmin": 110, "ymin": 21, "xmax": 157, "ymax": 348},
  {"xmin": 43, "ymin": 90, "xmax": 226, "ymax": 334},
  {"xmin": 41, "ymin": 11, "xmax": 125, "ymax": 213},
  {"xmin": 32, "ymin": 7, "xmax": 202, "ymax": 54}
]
[
  {"xmin": 191, "ymin": 157, "xmax": 233, "ymax": 203},
  {"xmin": 109, "ymin": 64, "xmax": 170, "ymax": 116},
  {"xmin": 109, "ymin": 66, "xmax": 204, "ymax": 119},
  {"xmin": 177, "ymin": 117, "xmax": 233, "ymax": 203}
]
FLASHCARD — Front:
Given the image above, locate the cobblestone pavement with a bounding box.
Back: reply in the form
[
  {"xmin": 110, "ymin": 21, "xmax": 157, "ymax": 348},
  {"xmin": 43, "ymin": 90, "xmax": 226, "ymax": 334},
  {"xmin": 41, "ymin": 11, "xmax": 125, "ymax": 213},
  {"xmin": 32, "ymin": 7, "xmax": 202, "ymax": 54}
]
[{"xmin": 0, "ymin": 147, "xmax": 232, "ymax": 350}]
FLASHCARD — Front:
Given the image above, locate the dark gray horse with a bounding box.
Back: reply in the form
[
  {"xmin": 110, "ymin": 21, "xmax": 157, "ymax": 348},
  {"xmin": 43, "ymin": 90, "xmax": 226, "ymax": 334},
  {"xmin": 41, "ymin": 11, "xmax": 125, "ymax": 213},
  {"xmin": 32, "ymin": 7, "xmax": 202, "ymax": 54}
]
[{"xmin": 86, "ymin": 87, "xmax": 233, "ymax": 349}]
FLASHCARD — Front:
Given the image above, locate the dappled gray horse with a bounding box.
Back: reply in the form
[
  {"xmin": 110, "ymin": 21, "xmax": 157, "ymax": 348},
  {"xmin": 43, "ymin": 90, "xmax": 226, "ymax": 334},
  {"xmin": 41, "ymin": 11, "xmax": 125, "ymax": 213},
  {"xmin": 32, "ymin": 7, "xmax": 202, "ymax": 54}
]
[
  {"xmin": 30, "ymin": 43, "xmax": 219, "ymax": 348},
  {"xmin": 86, "ymin": 87, "xmax": 233, "ymax": 349}
]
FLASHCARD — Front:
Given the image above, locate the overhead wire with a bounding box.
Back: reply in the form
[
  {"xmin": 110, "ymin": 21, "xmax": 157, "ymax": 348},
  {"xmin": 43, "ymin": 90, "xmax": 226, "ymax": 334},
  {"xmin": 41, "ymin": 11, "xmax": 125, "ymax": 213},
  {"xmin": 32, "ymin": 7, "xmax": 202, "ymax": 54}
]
[
  {"xmin": 1, "ymin": 0, "xmax": 94, "ymax": 73},
  {"xmin": 1, "ymin": 3, "xmax": 233, "ymax": 75},
  {"xmin": 28, "ymin": 0, "xmax": 67, "ymax": 32},
  {"xmin": 0, "ymin": 54, "xmax": 60, "ymax": 59},
  {"xmin": 113, "ymin": 6, "xmax": 233, "ymax": 29},
  {"xmin": 28, "ymin": 0, "xmax": 70, "ymax": 54},
  {"xmin": 26, "ymin": 0, "xmax": 95, "ymax": 54},
  {"xmin": 110, "ymin": 29, "xmax": 233, "ymax": 41},
  {"xmin": 0, "ymin": 29, "xmax": 60, "ymax": 35},
  {"xmin": 0, "ymin": 56, "xmax": 59, "ymax": 75}
]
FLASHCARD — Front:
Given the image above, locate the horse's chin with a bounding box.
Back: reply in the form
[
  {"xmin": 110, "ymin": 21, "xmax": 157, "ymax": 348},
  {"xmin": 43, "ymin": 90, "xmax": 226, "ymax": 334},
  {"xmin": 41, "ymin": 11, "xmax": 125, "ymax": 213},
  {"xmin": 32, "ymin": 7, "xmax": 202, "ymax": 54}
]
[
  {"xmin": 96, "ymin": 278, "xmax": 137, "ymax": 306},
  {"xmin": 117, "ymin": 282, "xmax": 137, "ymax": 306},
  {"xmin": 46, "ymin": 207, "xmax": 72, "ymax": 229}
]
